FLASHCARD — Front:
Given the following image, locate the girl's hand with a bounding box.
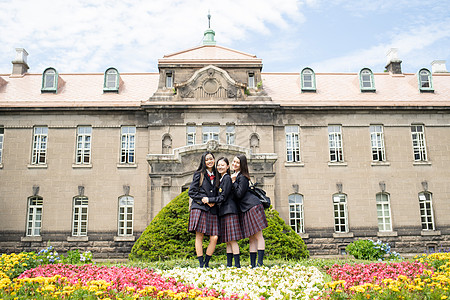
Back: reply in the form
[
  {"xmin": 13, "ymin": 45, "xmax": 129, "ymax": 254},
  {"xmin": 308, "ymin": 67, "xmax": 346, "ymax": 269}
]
[
  {"xmin": 207, "ymin": 203, "xmax": 215, "ymax": 207},
  {"xmin": 231, "ymin": 173, "xmax": 237, "ymax": 182},
  {"xmin": 201, "ymin": 197, "xmax": 209, "ymax": 204}
]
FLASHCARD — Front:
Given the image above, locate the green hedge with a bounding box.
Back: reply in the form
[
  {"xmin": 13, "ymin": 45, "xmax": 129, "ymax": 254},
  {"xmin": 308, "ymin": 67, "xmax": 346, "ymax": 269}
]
[{"xmin": 130, "ymin": 190, "xmax": 309, "ymax": 261}]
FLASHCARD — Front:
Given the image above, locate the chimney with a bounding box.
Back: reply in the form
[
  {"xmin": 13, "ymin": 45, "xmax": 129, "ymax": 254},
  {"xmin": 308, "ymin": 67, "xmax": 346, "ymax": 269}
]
[
  {"xmin": 431, "ymin": 60, "xmax": 447, "ymax": 73},
  {"xmin": 385, "ymin": 48, "xmax": 402, "ymax": 74},
  {"xmin": 11, "ymin": 48, "xmax": 29, "ymax": 76}
]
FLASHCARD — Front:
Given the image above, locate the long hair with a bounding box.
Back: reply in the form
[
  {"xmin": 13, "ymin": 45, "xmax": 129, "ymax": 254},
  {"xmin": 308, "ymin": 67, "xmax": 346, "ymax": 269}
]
[
  {"xmin": 215, "ymin": 157, "xmax": 230, "ymax": 187},
  {"xmin": 195, "ymin": 151, "xmax": 217, "ymax": 185},
  {"xmin": 235, "ymin": 154, "xmax": 250, "ymax": 180}
]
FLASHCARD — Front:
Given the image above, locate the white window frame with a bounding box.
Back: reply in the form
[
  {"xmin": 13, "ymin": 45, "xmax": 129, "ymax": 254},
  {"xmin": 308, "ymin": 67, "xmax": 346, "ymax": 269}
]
[
  {"xmin": 419, "ymin": 192, "xmax": 435, "ymax": 230},
  {"xmin": 72, "ymin": 196, "xmax": 88, "ymax": 236},
  {"xmin": 376, "ymin": 193, "xmax": 392, "ymax": 232},
  {"xmin": 285, "ymin": 125, "xmax": 300, "ymax": 162},
  {"xmin": 360, "ymin": 68, "xmax": 375, "ymax": 91},
  {"xmin": 418, "ymin": 68, "xmax": 433, "ymax": 92},
  {"xmin": 226, "ymin": 125, "xmax": 235, "ymax": 145},
  {"xmin": 26, "ymin": 196, "xmax": 43, "ymax": 236},
  {"xmin": 248, "ymin": 72, "xmax": 255, "ymax": 88},
  {"xmin": 0, "ymin": 127, "xmax": 3, "ymax": 164},
  {"xmin": 118, "ymin": 196, "xmax": 134, "ymax": 236},
  {"xmin": 370, "ymin": 125, "xmax": 386, "ymax": 162},
  {"xmin": 411, "ymin": 125, "xmax": 427, "ymax": 161},
  {"xmin": 32, "ymin": 126, "xmax": 48, "ymax": 165},
  {"xmin": 289, "ymin": 194, "xmax": 304, "ymax": 234},
  {"xmin": 186, "ymin": 125, "xmax": 196, "ymax": 145},
  {"xmin": 202, "ymin": 125, "xmax": 219, "ymax": 143},
  {"xmin": 328, "ymin": 125, "xmax": 344, "ymax": 162},
  {"xmin": 166, "ymin": 71, "xmax": 173, "ymax": 88},
  {"xmin": 41, "ymin": 68, "xmax": 58, "ymax": 92},
  {"xmin": 333, "ymin": 194, "xmax": 348, "ymax": 233},
  {"xmin": 301, "ymin": 67, "xmax": 316, "ymax": 91},
  {"xmin": 104, "ymin": 68, "xmax": 119, "ymax": 92},
  {"xmin": 120, "ymin": 126, "xmax": 136, "ymax": 164},
  {"xmin": 76, "ymin": 126, "xmax": 92, "ymax": 164}
]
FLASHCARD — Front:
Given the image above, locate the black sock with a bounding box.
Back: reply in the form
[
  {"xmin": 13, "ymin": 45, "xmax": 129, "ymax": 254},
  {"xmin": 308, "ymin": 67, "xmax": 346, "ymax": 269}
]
[
  {"xmin": 234, "ymin": 254, "xmax": 241, "ymax": 268},
  {"xmin": 257, "ymin": 250, "xmax": 265, "ymax": 267},
  {"xmin": 204, "ymin": 254, "xmax": 212, "ymax": 268},
  {"xmin": 226, "ymin": 253, "xmax": 233, "ymax": 267},
  {"xmin": 197, "ymin": 255, "xmax": 204, "ymax": 268},
  {"xmin": 250, "ymin": 252, "xmax": 257, "ymax": 268}
]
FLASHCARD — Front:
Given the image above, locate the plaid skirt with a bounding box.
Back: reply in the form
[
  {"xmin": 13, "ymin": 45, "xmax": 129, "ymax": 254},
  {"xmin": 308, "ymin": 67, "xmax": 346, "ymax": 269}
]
[
  {"xmin": 188, "ymin": 208, "xmax": 219, "ymax": 236},
  {"xmin": 219, "ymin": 214, "xmax": 244, "ymax": 243},
  {"xmin": 241, "ymin": 204, "xmax": 268, "ymax": 238}
]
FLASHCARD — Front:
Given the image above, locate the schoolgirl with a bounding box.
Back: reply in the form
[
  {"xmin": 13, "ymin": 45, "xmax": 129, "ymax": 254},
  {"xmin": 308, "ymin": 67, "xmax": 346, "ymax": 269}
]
[
  {"xmin": 231, "ymin": 154, "xmax": 268, "ymax": 267},
  {"xmin": 188, "ymin": 151, "xmax": 219, "ymax": 268},
  {"xmin": 202, "ymin": 157, "xmax": 243, "ymax": 268}
]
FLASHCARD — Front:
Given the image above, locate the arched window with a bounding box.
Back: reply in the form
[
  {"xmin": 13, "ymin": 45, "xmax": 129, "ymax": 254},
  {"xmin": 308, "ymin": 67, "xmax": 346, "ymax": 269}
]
[
  {"xmin": 289, "ymin": 193, "xmax": 304, "ymax": 233},
  {"xmin": 249, "ymin": 133, "xmax": 260, "ymax": 153},
  {"xmin": 118, "ymin": 196, "xmax": 134, "ymax": 236},
  {"xmin": 41, "ymin": 68, "xmax": 58, "ymax": 93},
  {"xmin": 419, "ymin": 192, "xmax": 435, "ymax": 230},
  {"xmin": 333, "ymin": 193, "xmax": 348, "ymax": 233},
  {"xmin": 418, "ymin": 68, "xmax": 433, "ymax": 92},
  {"xmin": 104, "ymin": 68, "xmax": 119, "ymax": 92},
  {"xmin": 72, "ymin": 196, "xmax": 88, "ymax": 236},
  {"xmin": 26, "ymin": 196, "xmax": 43, "ymax": 236},
  {"xmin": 301, "ymin": 67, "xmax": 316, "ymax": 92},
  {"xmin": 162, "ymin": 134, "xmax": 172, "ymax": 154},
  {"xmin": 359, "ymin": 68, "xmax": 375, "ymax": 92},
  {"xmin": 376, "ymin": 193, "xmax": 392, "ymax": 231}
]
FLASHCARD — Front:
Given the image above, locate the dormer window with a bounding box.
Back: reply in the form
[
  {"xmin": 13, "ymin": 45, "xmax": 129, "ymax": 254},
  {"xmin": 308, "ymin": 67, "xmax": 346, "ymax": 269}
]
[
  {"xmin": 248, "ymin": 72, "xmax": 255, "ymax": 88},
  {"xmin": 104, "ymin": 68, "xmax": 119, "ymax": 92},
  {"xmin": 359, "ymin": 68, "xmax": 375, "ymax": 92},
  {"xmin": 418, "ymin": 68, "xmax": 433, "ymax": 92},
  {"xmin": 41, "ymin": 68, "xmax": 58, "ymax": 93},
  {"xmin": 165, "ymin": 71, "xmax": 173, "ymax": 88},
  {"xmin": 301, "ymin": 68, "xmax": 316, "ymax": 92}
]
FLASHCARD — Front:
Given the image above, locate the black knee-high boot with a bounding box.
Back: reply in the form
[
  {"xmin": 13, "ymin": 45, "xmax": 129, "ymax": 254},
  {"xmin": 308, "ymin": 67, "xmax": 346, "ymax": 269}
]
[
  {"xmin": 234, "ymin": 254, "xmax": 241, "ymax": 268},
  {"xmin": 250, "ymin": 252, "xmax": 257, "ymax": 268},
  {"xmin": 226, "ymin": 253, "xmax": 233, "ymax": 267},
  {"xmin": 198, "ymin": 256, "xmax": 204, "ymax": 268},
  {"xmin": 204, "ymin": 254, "xmax": 212, "ymax": 268},
  {"xmin": 257, "ymin": 250, "xmax": 265, "ymax": 267}
]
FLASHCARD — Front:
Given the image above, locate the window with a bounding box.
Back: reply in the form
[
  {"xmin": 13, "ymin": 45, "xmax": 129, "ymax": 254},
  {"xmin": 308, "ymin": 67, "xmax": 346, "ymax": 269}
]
[
  {"xmin": 376, "ymin": 193, "xmax": 392, "ymax": 231},
  {"xmin": 41, "ymin": 68, "xmax": 58, "ymax": 92},
  {"xmin": 285, "ymin": 125, "xmax": 300, "ymax": 162},
  {"xmin": 328, "ymin": 125, "xmax": 344, "ymax": 162},
  {"xmin": 0, "ymin": 127, "xmax": 3, "ymax": 163},
  {"xmin": 411, "ymin": 125, "xmax": 427, "ymax": 161},
  {"xmin": 370, "ymin": 125, "xmax": 386, "ymax": 161},
  {"xmin": 248, "ymin": 72, "xmax": 255, "ymax": 88},
  {"xmin": 166, "ymin": 71, "xmax": 173, "ymax": 88},
  {"xmin": 118, "ymin": 196, "xmax": 134, "ymax": 236},
  {"xmin": 301, "ymin": 67, "xmax": 316, "ymax": 91},
  {"xmin": 418, "ymin": 68, "xmax": 433, "ymax": 92},
  {"xmin": 360, "ymin": 68, "xmax": 375, "ymax": 92},
  {"xmin": 333, "ymin": 194, "xmax": 348, "ymax": 233},
  {"xmin": 26, "ymin": 196, "xmax": 43, "ymax": 236},
  {"xmin": 419, "ymin": 192, "xmax": 435, "ymax": 230},
  {"xmin": 104, "ymin": 68, "xmax": 119, "ymax": 92},
  {"xmin": 32, "ymin": 126, "xmax": 48, "ymax": 165},
  {"xmin": 226, "ymin": 125, "xmax": 235, "ymax": 145},
  {"xmin": 72, "ymin": 196, "xmax": 88, "ymax": 236},
  {"xmin": 76, "ymin": 126, "xmax": 92, "ymax": 164},
  {"xmin": 202, "ymin": 125, "xmax": 219, "ymax": 143},
  {"xmin": 186, "ymin": 126, "xmax": 196, "ymax": 145},
  {"xmin": 120, "ymin": 126, "xmax": 136, "ymax": 164},
  {"xmin": 289, "ymin": 194, "xmax": 304, "ymax": 234}
]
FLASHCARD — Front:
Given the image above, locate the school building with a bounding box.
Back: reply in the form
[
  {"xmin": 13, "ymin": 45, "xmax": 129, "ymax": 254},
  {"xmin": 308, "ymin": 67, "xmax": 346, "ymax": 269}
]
[{"xmin": 1, "ymin": 27, "xmax": 449, "ymax": 258}]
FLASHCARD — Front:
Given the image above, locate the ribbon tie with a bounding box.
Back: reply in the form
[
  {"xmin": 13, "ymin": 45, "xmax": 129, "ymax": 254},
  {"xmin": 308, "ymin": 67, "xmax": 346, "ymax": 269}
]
[{"xmin": 208, "ymin": 174, "xmax": 215, "ymax": 181}]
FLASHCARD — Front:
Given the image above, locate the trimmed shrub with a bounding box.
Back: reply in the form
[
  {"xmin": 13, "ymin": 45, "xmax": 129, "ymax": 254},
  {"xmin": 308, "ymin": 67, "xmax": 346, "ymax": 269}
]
[{"xmin": 130, "ymin": 190, "xmax": 309, "ymax": 261}]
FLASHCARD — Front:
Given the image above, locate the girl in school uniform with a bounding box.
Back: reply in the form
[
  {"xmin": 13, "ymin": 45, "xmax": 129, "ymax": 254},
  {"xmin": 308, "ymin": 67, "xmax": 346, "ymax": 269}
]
[
  {"xmin": 188, "ymin": 151, "xmax": 219, "ymax": 268},
  {"xmin": 231, "ymin": 154, "xmax": 268, "ymax": 267},
  {"xmin": 202, "ymin": 157, "xmax": 243, "ymax": 268}
]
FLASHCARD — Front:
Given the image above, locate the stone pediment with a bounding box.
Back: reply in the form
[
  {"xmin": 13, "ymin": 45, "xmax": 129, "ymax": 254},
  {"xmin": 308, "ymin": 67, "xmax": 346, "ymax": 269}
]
[{"xmin": 174, "ymin": 65, "xmax": 246, "ymax": 100}]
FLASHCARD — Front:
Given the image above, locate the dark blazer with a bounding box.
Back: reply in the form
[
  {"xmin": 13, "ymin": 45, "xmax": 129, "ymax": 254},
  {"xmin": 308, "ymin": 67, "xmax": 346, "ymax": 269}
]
[
  {"xmin": 232, "ymin": 173, "xmax": 261, "ymax": 213},
  {"xmin": 208, "ymin": 174, "xmax": 239, "ymax": 217},
  {"xmin": 188, "ymin": 171, "xmax": 218, "ymax": 214}
]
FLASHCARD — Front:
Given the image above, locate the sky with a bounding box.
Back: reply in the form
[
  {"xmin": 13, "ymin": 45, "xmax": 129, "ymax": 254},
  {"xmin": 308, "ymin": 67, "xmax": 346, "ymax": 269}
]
[{"xmin": 0, "ymin": 0, "xmax": 449, "ymax": 74}]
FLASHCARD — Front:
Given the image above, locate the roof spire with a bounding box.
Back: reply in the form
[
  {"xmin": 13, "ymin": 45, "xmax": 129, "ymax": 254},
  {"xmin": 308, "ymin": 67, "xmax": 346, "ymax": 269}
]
[{"xmin": 203, "ymin": 10, "xmax": 216, "ymax": 45}]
